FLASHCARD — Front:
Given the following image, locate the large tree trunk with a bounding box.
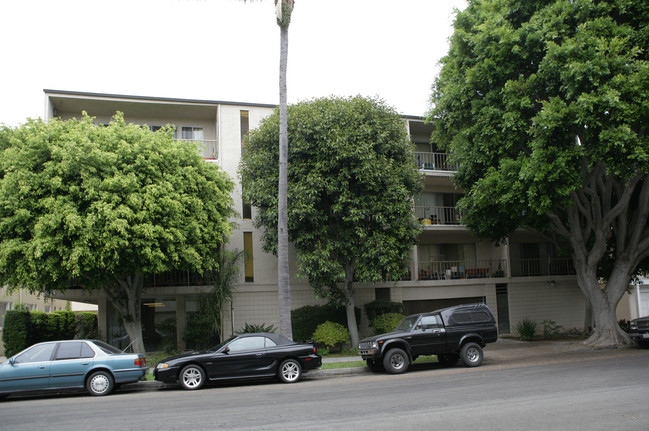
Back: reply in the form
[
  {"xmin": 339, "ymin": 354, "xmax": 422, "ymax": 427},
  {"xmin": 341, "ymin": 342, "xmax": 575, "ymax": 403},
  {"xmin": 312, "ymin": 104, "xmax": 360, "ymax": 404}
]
[
  {"xmin": 102, "ymin": 272, "xmax": 146, "ymax": 353},
  {"xmin": 345, "ymin": 263, "xmax": 360, "ymax": 347},
  {"xmin": 551, "ymin": 169, "xmax": 649, "ymax": 348},
  {"xmin": 277, "ymin": 12, "xmax": 292, "ymax": 340}
]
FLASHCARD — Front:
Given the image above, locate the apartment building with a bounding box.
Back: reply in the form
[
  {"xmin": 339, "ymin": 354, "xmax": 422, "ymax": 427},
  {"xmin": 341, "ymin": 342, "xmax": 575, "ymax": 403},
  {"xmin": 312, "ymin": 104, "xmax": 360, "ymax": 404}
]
[{"xmin": 44, "ymin": 89, "xmax": 589, "ymax": 351}]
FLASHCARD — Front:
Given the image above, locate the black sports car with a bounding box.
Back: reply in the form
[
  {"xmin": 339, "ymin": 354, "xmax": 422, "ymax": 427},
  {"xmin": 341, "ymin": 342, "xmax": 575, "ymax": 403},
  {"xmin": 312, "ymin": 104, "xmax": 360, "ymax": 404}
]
[{"xmin": 154, "ymin": 332, "xmax": 321, "ymax": 390}]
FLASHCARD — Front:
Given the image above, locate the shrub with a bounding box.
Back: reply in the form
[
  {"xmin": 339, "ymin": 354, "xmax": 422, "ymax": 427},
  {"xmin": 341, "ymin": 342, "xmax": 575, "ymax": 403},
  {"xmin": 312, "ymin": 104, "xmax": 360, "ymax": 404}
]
[
  {"xmin": 542, "ymin": 319, "xmax": 563, "ymax": 339},
  {"xmin": 54, "ymin": 311, "xmax": 77, "ymax": 340},
  {"xmin": 313, "ymin": 321, "xmax": 350, "ymax": 352},
  {"xmin": 291, "ymin": 304, "xmax": 360, "ymax": 342},
  {"xmin": 75, "ymin": 313, "xmax": 98, "ymax": 339},
  {"xmin": 372, "ymin": 313, "xmax": 405, "ymax": 335},
  {"xmin": 364, "ymin": 301, "xmax": 404, "ymax": 323},
  {"xmin": 2, "ymin": 310, "xmax": 32, "ymax": 357},
  {"xmin": 516, "ymin": 318, "xmax": 537, "ymax": 341},
  {"xmin": 236, "ymin": 322, "xmax": 277, "ymax": 334},
  {"xmin": 184, "ymin": 311, "xmax": 219, "ymax": 351}
]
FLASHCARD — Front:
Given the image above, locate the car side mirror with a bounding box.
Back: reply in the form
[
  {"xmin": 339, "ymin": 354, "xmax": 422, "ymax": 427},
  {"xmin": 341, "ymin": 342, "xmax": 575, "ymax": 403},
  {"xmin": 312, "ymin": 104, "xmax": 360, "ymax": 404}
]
[
  {"xmin": 9, "ymin": 357, "xmax": 16, "ymax": 366},
  {"xmin": 222, "ymin": 347, "xmax": 230, "ymax": 355}
]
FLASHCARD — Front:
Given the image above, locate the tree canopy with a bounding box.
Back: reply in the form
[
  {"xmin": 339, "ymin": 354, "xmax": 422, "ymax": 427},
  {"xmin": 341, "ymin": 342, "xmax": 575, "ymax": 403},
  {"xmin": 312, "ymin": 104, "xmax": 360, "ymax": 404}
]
[
  {"xmin": 0, "ymin": 113, "xmax": 235, "ymax": 351},
  {"xmin": 240, "ymin": 96, "xmax": 422, "ymax": 345},
  {"xmin": 430, "ymin": 0, "xmax": 649, "ymax": 345}
]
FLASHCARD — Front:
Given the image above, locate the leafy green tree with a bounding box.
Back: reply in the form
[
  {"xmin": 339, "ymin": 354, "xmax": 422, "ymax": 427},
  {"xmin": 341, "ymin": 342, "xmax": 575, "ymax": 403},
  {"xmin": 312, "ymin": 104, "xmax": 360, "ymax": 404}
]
[
  {"xmin": 0, "ymin": 114, "xmax": 235, "ymax": 353},
  {"xmin": 240, "ymin": 96, "xmax": 422, "ymax": 346},
  {"xmin": 430, "ymin": 0, "xmax": 649, "ymax": 346}
]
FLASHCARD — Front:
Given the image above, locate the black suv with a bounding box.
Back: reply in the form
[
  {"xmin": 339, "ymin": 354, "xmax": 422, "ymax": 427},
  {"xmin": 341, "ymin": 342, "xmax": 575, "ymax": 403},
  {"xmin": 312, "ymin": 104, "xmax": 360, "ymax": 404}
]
[
  {"xmin": 358, "ymin": 303, "xmax": 498, "ymax": 374},
  {"xmin": 629, "ymin": 315, "xmax": 649, "ymax": 347}
]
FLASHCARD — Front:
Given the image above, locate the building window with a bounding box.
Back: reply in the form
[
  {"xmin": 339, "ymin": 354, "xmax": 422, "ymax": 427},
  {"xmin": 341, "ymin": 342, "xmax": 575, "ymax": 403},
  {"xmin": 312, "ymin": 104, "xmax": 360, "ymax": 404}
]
[
  {"xmin": 240, "ymin": 110, "xmax": 249, "ymax": 146},
  {"xmin": 244, "ymin": 232, "xmax": 254, "ymax": 282},
  {"xmin": 149, "ymin": 125, "xmax": 162, "ymax": 132},
  {"xmin": 181, "ymin": 126, "xmax": 204, "ymax": 141}
]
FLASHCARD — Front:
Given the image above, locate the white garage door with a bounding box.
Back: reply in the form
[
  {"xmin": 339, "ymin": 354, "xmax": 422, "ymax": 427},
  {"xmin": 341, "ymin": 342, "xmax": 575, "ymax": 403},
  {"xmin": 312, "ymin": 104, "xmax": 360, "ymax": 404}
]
[{"xmin": 639, "ymin": 286, "xmax": 649, "ymax": 318}]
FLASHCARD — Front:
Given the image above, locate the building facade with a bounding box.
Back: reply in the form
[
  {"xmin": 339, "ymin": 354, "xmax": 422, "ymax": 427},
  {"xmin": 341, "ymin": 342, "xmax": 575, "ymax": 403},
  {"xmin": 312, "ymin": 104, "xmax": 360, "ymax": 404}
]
[{"xmin": 44, "ymin": 89, "xmax": 591, "ymax": 351}]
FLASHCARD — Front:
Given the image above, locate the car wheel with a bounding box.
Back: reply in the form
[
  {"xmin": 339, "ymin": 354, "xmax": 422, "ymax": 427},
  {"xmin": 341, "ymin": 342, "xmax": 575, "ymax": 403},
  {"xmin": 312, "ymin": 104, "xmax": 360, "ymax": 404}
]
[
  {"xmin": 278, "ymin": 359, "xmax": 302, "ymax": 383},
  {"xmin": 366, "ymin": 359, "xmax": 384, "ymax": 373},
  {"xmin": 86, "ymin": 371, "xmax": 114, "ymax": 396},
  {"xmin": 382, "ymin": 348, "xmax": 409, "ymax": 374},
  {"xmin": 179, "ymin": 364, "xmax": 206, "ymax": 390},
  {"xmin": 437, "ymin": 353, "xmax": 459, "ymax": 367},
  {"xmin": 460, "ymin": 342, "xmax": 484, "ymax": 367}
]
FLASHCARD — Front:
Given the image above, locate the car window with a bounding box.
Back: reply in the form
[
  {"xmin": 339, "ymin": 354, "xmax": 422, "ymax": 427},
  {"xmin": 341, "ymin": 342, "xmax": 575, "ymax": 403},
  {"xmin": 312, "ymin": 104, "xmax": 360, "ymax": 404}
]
[
  {"xmin": 228, "ymin": 336, "xmax": 266, "ymax": 352},
  {"xmin": 91, "ymin": 340, "xmax": 122, "ymax": 354},
  {"xmin": 265, "ymin": 337, "xmax": 277, "ymax": 347},
  {"xmin": 55, "ymin": 342, "xmax": 95, "ymax": 360},
  {"xmin": 395, "ymin": 316, "xmax": 419, "ymax": 331},
  {"xmin": 15, "ymin": 343, "xmax": 56, "ymax": 364},
  {"xmin": 420, "ymin": 315, "xmax": 442, "ymax": 329}
]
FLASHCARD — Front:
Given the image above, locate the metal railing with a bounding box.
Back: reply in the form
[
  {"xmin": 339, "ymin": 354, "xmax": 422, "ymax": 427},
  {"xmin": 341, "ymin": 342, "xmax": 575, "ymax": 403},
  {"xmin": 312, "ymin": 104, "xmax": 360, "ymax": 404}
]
[
  {"xmin": 415, "ymin": 206, "xmax": 462, "ymax": 225},
  {"xmin": 415, "ymin": 152, "xmax": 459, "ymax": 172},
  {"xmin": 510, "ymin": 258, "xmax": 575, "ymax": 277},
  {"xmin": 417, "ymin": 259, "xmax": 507, "ymax": 280},
  {"xmin": 176, "ymin": 139, "xmax": 219, "ymax": 160}
]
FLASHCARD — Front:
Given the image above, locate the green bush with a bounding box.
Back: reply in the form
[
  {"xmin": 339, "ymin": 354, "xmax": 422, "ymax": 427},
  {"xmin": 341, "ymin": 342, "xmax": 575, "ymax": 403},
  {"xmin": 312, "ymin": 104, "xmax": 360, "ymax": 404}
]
[
  {"xmin": 372, "ymin": 313, "xmax": 405, "ymax": 335},
  {"xmin": 291, "ymin": 304, "xmax": 360, "ymax": 342},
  {"xmin": 184, "ymin": 311, "xmax": 219, "ymax": 351},
  {"xmin": 75, "ymin": 313, "xmax": 98, "ymax": 339},
  {"xmin": 516, "ymin": 318, "xmax": 537, "ymax": 341},
  {"xmin": 364, "ymin": 301, "xmax": 404, "ymax": 323},
  {"xmin": 236, "ymin": 322, "xmax": 277, "ymax": 334},
  {"xmin": 2, "ymin": 310, "xmax": 32, "ymax": 357},
  {"xmin": 54, "ymin": 311, "xmax": 77, "ymax": 340},
  {"xmin": 313, "ymin": 321, "xmax": 350, "ymax": 352}
]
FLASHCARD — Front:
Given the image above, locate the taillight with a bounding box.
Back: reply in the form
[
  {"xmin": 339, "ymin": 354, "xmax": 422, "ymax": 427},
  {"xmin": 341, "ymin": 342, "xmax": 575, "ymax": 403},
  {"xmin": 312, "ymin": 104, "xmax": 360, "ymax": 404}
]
[
  {"xmin": 134, "ymin": 357, "xmax": 146, "ymax": 367},
  {"xmin": 313, "ymin": 346, "xmax": 317, "ymax": 354}
]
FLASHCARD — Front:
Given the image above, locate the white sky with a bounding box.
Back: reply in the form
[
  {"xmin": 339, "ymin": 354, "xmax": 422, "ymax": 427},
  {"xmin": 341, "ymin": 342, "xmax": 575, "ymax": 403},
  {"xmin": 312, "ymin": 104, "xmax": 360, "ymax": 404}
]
[{"xmin": 0, "ymin": 0, "xmax": 466, "ymax": 127}]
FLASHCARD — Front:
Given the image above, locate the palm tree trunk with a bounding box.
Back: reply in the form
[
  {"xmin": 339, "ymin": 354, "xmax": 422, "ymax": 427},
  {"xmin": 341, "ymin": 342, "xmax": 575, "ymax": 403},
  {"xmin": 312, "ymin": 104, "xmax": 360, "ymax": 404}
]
[{"xmin": 277, "ymin": 3, "xmax": 292, "ymax": 340}]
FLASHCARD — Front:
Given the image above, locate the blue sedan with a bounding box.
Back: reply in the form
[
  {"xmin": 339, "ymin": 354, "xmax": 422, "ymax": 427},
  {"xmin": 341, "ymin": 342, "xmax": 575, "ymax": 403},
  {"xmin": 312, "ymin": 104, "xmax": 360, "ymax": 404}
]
[{"xmin": 0, "ymin": 340, "xmax": 148, "ymax": 398}]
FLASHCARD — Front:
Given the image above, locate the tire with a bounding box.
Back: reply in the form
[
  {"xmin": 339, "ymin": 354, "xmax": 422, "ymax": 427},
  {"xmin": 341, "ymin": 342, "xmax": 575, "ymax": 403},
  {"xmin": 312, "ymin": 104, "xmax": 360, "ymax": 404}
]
[
  {"xmin": 366, "ymin": 359, "xmax": 384, "ymax": 373},
  {"xmin": 86, "ymin": 371, "xmax": 115, "ymax": 396},
  {"xmin": 437, "ymin": 353, "xmax": 459, "ymax": 367},
  {"xmin": 277, "ymin": 359, "xmax": 302, "ymax": 383},
  {"xmin": 460, "ymin": 342, "xmax": 484, "ymax": 367},
  {"xmin": 179, "ymin": 364, "xmax": 206, "ymax": 390},
  {"xmin": 382, "ymin": 348, "xmax": 409, "ymax": 374}
]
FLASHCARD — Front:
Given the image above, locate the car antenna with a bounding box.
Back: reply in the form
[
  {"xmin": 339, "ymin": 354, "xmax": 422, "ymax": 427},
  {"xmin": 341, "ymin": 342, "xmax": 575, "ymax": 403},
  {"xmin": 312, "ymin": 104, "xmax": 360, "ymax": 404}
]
[{"xmin": 122, "ymin": 337, "xmax": 141, "ymax": 353}]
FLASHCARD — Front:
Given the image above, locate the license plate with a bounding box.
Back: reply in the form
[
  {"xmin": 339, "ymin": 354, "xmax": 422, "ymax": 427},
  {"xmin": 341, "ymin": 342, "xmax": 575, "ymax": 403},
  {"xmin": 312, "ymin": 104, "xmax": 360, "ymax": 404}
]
[{"xmin": 643, "ymin": 333, "xmax": 649, "ymax": 339}]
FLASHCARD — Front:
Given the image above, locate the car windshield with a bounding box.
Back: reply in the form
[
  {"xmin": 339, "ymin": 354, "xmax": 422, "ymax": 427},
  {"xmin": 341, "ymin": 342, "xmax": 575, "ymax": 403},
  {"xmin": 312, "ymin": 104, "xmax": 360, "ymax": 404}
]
[
  {"xmin": 395, "ymin": 316, "xmax": 420, "ymax": 331},
  {"xmin": 209, "ymin": 336, "xmax": 236, "ymax": 352}
]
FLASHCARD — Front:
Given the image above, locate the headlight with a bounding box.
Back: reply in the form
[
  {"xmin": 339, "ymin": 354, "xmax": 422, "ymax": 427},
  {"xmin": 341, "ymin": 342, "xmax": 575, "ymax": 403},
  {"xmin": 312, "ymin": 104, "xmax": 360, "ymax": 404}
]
[
  {"xmin": 156, "ymin": 363, "xmax": 169, "ymax": 370},
  {"xmin": 371, "ymin": 342, "xmax": 379, "ymax": 349}
]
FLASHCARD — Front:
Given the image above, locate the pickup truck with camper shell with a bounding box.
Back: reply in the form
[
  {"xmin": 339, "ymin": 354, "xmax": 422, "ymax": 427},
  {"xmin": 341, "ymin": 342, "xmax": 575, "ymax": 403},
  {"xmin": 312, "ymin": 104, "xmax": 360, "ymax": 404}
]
[{"xmin": 358, "ymin": 303, "xmax": 498, "ymax": 374}]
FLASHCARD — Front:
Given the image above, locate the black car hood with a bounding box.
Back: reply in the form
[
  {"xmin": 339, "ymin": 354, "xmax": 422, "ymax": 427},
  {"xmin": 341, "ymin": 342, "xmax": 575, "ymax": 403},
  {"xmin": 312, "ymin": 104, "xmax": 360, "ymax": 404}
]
[{"xmin": 359, "ymin": 331, "xmax": 401, "ymax": 343}]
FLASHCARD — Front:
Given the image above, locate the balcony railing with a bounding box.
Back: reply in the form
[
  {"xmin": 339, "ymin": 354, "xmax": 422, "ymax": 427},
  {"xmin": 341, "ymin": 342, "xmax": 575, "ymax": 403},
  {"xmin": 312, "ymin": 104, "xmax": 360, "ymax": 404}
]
[
  {"xmin": 176, "ymin": 139, "xmax": 219, "ymax": 160},
  {"xmin": 415, "ymin": 152, "xmax": 458, "ymax": 172},
  {"xmin": 418, "ymin": 260, "xmax": 507, "ymax": 281},
  {"xmin": 510, "ymin": 259, "xmax": 575, "ymax": 277},
  {"xmin": 416, "ymin": 206, "xmax": 462, "ymax": 225}
]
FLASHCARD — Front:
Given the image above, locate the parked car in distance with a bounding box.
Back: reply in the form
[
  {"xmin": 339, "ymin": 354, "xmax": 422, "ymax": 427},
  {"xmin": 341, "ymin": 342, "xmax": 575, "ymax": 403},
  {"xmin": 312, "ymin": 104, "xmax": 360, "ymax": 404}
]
[
  {"xmin": 629, "ymin": 315, "xmax": 649, "ymax": 347},
  {"xmin": 359, "ymin": 303, "xmax": 498, "ymax": 374},
  {"xmin": 0, "ymin": 340, "xmax": 148, "ymax": 398},
  {"xmin": 154, "ymin": 332, "xmax": 321, "ymax": 390}
]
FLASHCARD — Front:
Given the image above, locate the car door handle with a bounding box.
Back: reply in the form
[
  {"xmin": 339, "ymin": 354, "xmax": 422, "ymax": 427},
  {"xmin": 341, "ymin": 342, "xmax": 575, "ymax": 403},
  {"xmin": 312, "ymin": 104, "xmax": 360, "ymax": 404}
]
[{"xmin": 255, "ymin": 353, "xmax": 263, "ymax": 358}]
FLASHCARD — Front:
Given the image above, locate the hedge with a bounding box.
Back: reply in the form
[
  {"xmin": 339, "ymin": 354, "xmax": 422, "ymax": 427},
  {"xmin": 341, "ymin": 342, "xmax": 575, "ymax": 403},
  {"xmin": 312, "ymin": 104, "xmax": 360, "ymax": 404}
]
[
  {"xmin": 2, "ymin": 310, "xmax": 98, "ymax": 357},
  {"xmin": 364, "ymin": 300, "xmax": 405, "ymax": 324}
]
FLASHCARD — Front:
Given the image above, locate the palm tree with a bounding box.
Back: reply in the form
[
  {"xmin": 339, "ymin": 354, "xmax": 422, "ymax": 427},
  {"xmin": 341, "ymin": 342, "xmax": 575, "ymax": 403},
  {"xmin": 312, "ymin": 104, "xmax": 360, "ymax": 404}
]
[
  {"xmin": 275, "ymin": 0, "xmax": 294, "ymax": 341},
  {"xmin": 243, "ymin": 0, "xmax": 294, "ymax": 340}
]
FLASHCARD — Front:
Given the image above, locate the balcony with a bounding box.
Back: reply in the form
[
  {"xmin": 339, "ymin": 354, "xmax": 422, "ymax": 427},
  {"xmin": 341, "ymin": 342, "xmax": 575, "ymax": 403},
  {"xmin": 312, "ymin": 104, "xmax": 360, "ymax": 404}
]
[
  {"xmin": 416, "ymin": 206, "xmax": 462, "ymax": 226},
  {"xmin": 416, "ymin": 258, "xmax": 576, "ymax": 281},
  {"xmin": 176, "ymin": 139, "xmax": 219, "ymax": 160},
  {"xmin": 415, "ymin": 152, "xmax": 458, "ymax": 172},
  {"xmin": 418, "ymin": 259, "xmax": 507, "ymax": 281},
  {"xmin": 510, "ymin": 258, "xmax": 575, "ymax": 277}
]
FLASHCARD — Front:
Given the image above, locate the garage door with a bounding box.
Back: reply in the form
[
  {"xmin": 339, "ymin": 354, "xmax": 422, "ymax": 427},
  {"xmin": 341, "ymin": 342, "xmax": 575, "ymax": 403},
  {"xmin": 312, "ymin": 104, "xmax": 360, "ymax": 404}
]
[{"xmin": 639, "ymin": 286, "xmax": 649, "ymax": 318}]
